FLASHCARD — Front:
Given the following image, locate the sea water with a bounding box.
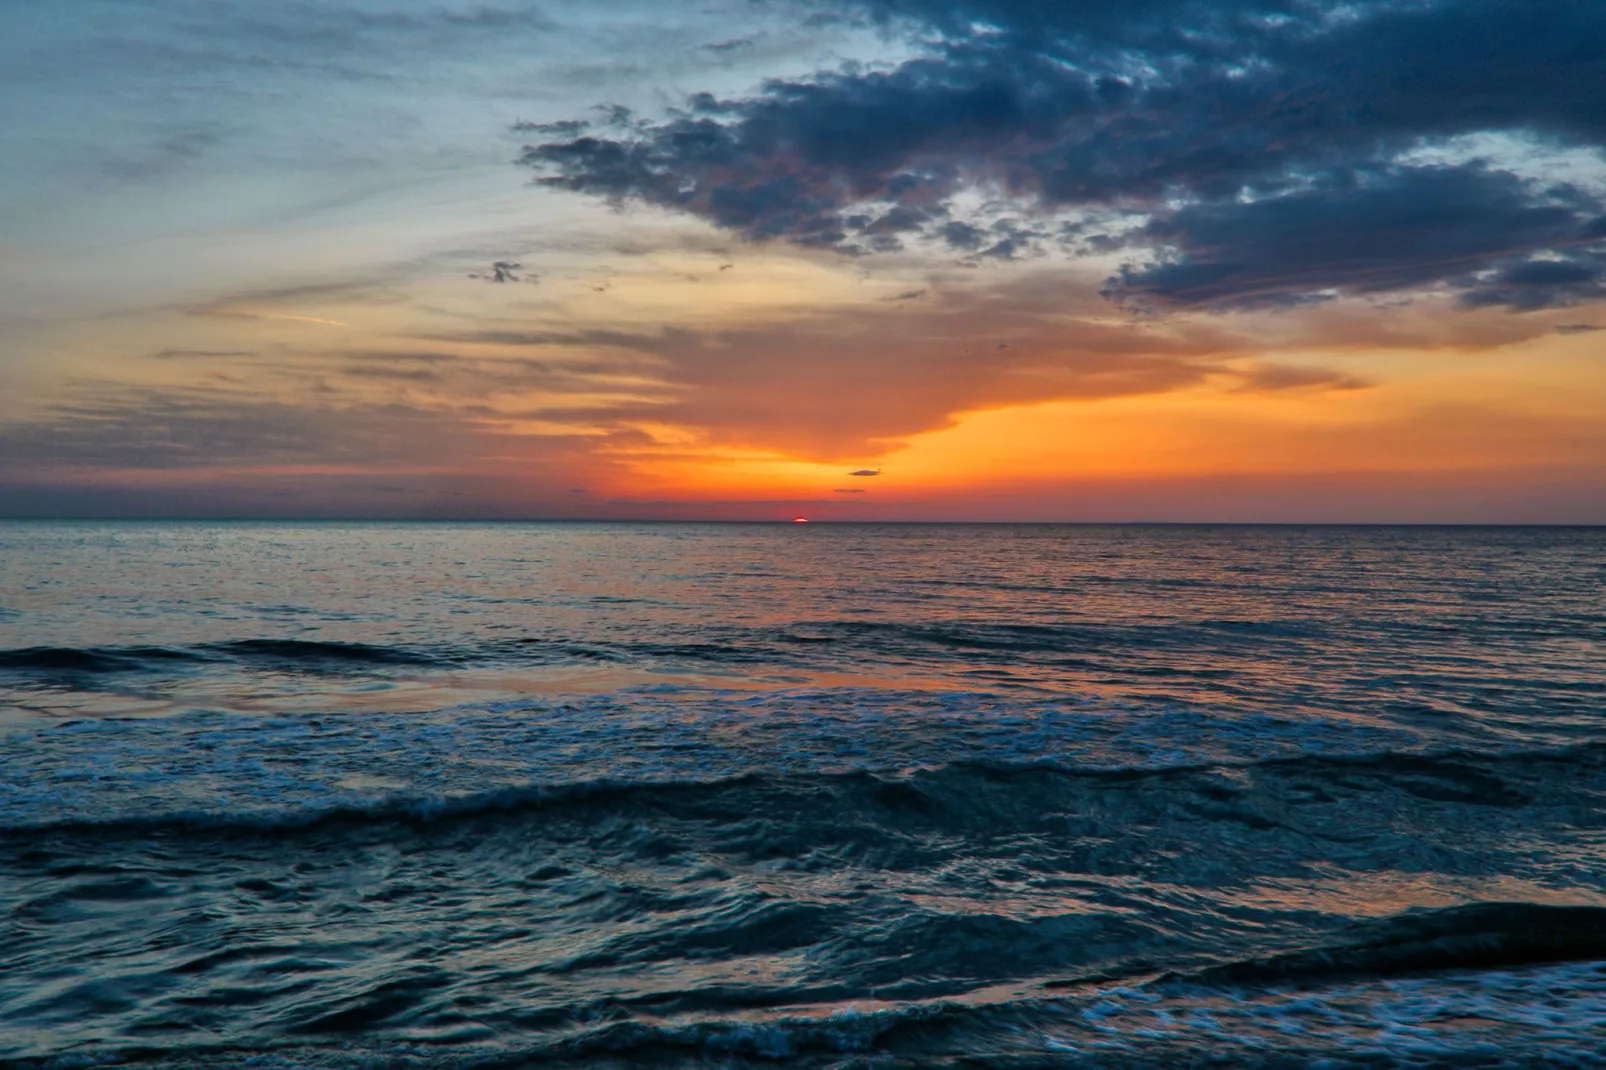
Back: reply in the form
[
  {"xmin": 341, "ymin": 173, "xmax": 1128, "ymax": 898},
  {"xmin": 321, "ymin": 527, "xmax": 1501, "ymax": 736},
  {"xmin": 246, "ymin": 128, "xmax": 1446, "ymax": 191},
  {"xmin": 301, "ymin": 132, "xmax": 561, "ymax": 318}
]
[{"xmin": 1, "ymin": 521, "xmax": 1602, "ymax": 1067}]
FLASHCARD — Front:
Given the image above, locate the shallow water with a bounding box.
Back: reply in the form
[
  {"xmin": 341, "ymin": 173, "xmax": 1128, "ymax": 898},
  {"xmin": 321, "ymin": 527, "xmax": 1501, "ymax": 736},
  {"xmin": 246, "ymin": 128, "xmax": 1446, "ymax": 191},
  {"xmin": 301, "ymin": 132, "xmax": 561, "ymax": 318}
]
[{"xmin": 1, "ymin": 522, "xmax": 1603, "ymax": 1067}]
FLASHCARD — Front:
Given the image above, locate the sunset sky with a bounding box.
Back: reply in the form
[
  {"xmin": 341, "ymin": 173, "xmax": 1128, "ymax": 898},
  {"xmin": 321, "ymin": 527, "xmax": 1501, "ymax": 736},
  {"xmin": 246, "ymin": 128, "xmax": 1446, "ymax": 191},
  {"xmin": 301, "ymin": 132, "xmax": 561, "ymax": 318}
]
[{"xmin": 2, "ymin": 0, "xmax": 1603, "ymax": 521}]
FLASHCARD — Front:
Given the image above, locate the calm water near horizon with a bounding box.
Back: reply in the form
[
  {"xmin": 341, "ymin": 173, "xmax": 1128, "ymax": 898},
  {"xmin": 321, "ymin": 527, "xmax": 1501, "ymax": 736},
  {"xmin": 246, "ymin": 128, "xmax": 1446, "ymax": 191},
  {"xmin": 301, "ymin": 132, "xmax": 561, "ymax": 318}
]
[{"xmin": 1, "ymin": 521, "xmax": 1603, "ymax": 1067}]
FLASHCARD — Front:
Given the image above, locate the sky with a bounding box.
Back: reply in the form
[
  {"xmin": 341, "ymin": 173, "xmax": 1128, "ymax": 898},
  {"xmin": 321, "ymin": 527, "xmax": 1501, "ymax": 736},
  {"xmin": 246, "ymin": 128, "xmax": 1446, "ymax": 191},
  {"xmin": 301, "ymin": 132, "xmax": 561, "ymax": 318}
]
[{"xmin": 1, "ymin": 0, "xmax": 1603, "ymax": 522}]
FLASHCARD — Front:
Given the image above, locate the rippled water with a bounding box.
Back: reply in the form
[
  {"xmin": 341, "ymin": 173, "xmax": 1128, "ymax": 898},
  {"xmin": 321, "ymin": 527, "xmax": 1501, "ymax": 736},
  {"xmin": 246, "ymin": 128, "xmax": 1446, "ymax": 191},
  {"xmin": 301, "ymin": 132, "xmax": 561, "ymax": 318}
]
[{"xmin": 1, "ymin": 521, "xmax": 1603, "ymax": 1067}]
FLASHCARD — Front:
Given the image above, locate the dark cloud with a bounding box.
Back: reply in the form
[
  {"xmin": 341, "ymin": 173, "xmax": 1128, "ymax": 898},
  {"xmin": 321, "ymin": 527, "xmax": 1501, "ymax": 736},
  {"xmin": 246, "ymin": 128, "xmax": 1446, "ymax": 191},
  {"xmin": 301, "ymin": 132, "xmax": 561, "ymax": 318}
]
[
  {"xmin": 1555, "ymin": 323, "xmax": 1603, "ymax": 334},
  {"xmin": 522, "ymin": 0, "xmax": 1606, "ymax": 312},
  {"xmin": 853, "ymin": 0, "xmax": 1334, "ymax": 45},
  {"xmin": 1104, "ymin": 165, "xmax": 1604, "ymax": 311},
  {"xmin": 1458, "ymin": 251, "xmax": 1606, "ymax": 312},
  {"xmin": 940, "ymin": 221, "xmax": 986, "ymax": 252}
]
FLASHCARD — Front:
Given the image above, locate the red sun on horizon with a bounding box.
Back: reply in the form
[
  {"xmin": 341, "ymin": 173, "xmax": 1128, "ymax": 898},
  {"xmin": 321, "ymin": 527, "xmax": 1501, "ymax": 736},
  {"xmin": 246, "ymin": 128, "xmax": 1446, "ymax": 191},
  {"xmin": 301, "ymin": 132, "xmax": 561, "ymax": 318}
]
[{"xmin": 792, "ymin": 517, "xmax": 809, "ymax": 523}]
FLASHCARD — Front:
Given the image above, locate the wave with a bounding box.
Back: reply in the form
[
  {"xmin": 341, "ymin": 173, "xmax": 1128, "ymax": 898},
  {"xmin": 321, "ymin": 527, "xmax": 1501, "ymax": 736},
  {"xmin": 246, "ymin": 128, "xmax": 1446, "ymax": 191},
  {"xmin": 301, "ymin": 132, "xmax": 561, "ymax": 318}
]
[
  {"xmin": 512, "ymin": 949, "xmax": 1606, "ymax": 1067},
  {"xmin": 200, "ymin": 638, "xmax": 447, "ymax": 667},
  {"xmin": 0, "ymin": 616, "xmax": 1327, "ymax": 680},
  {"xmin": 499, "ymin": 903, "xmax": 1606, "ymax": 1068},
  {"xmin": 2, "ymin": 773, "xmax": 763, "ymax": 835},
  {"xmin": 4, "ymin": 915, "xmax": 1599, "ymax": 1068},
  {"xmin": 0, "ymin": 639, "xmax": 448, "ymax": 675},
  {"xmin": 9, "ymin": 741, "xmax": 1601, "ymax": 837},
  {"xmin": 1176, "ymin": 902, "xmax": 1606, "ymax": 987},
  {"xmin": 4, "ymin": 738, "xmax": 1603, "ymax": 1065},
  {"xmin": 631, "ymin": 617, "xmax": 1326, "ymax": 666},
  {"xmin": 0, "ymin": 644, "xmax": 213, "ymax": 673}
]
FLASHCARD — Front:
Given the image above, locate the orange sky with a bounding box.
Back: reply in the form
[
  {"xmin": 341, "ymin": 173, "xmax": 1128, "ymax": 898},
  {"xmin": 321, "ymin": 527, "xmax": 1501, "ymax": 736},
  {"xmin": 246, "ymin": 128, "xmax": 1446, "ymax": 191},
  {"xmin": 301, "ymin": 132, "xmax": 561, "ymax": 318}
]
[
  {"xmin": 2, "ymin": 0, "xmax": 1603, "ymax": 521},
  {"xmin": 6, "ymin": 251, "xmax": 1601, "ymax": 521}
]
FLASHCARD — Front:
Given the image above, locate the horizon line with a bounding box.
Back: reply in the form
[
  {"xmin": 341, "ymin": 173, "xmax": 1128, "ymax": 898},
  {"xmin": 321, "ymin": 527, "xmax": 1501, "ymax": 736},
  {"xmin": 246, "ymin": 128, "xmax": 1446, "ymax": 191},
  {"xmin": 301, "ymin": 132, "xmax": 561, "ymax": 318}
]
[{"xmin": 1, "ymin": 517, "xmax": 1602, "ymax": 529}]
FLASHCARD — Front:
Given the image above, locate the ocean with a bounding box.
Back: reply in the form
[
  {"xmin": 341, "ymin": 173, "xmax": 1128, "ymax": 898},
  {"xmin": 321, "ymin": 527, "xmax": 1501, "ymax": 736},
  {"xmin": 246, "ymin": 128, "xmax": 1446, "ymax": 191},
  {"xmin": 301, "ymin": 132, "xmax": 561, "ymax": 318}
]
[{"xmin": 1, "ymin": 521, "xmax": 1603, "ymax": 1067}]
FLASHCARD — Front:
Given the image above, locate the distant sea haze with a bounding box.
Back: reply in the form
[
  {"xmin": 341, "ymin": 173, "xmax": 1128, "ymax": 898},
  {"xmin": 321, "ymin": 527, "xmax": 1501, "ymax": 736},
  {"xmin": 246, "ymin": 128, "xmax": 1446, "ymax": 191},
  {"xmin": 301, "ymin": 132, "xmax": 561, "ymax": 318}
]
[{"xmin": 1, "ymin": 522, "xmax": 1603, "ymax": 1067}]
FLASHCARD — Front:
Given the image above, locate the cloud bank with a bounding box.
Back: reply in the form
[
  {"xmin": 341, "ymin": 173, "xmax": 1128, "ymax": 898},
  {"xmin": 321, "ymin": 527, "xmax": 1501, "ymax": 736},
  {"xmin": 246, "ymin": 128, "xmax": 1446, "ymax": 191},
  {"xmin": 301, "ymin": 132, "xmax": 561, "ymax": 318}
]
[{"xmin": 522, "ymin": 0, "xmax": 1606, "ymax": 313}]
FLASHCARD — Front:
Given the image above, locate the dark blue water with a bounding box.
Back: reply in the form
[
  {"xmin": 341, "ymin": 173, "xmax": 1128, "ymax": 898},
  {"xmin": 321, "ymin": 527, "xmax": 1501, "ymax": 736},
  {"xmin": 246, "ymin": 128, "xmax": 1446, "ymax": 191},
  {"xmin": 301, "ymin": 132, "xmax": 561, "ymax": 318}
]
[{"xmin": 1, "ymin": 522, "xmax": 1603, "ymax": 1067}]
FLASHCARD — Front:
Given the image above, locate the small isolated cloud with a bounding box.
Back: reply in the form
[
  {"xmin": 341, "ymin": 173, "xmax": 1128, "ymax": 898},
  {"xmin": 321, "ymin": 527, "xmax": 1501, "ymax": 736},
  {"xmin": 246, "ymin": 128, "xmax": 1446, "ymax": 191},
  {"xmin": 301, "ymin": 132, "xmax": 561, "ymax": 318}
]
[
  {"xmin": 849, "ymin": 468, "xmax": 881, "ymax": 476},
  {"xmin": 834, "ymin": 487, "xmax": 867, "ymax": 493},
  {"xmin": 1234, "ymin": 363, "xmax": 1371, "ymax": 394},
  {"xmin": 701, "ymin": 35, "xmax": 757, "ymax": 53},
  {"xmin": 468, "ymin": 261, "xmax": 526, "ymax": 283},
  {"xmin": 883, "ymin": 289, "xmax": 927, "ymax": 302},
  {"xmin": 1555, "ymin": 323, "xmax": 1603, "ymax": 334}
]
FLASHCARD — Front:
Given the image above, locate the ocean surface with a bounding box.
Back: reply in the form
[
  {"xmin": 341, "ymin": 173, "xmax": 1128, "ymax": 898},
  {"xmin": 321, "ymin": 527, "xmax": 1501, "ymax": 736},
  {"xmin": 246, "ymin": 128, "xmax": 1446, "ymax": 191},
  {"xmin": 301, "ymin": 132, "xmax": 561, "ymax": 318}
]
[{"xmin": 1, "ymin": 521, "xmax": 1603, "ymax": 1068}]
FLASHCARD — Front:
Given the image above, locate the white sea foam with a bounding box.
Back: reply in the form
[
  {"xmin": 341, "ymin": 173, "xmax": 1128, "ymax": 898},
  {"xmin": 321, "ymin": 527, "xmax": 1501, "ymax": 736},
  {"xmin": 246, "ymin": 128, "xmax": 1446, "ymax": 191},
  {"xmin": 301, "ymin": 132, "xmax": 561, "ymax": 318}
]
[{"xmin": 0, "ymin": 685, "xmax": 1431, "ymax": 828}]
